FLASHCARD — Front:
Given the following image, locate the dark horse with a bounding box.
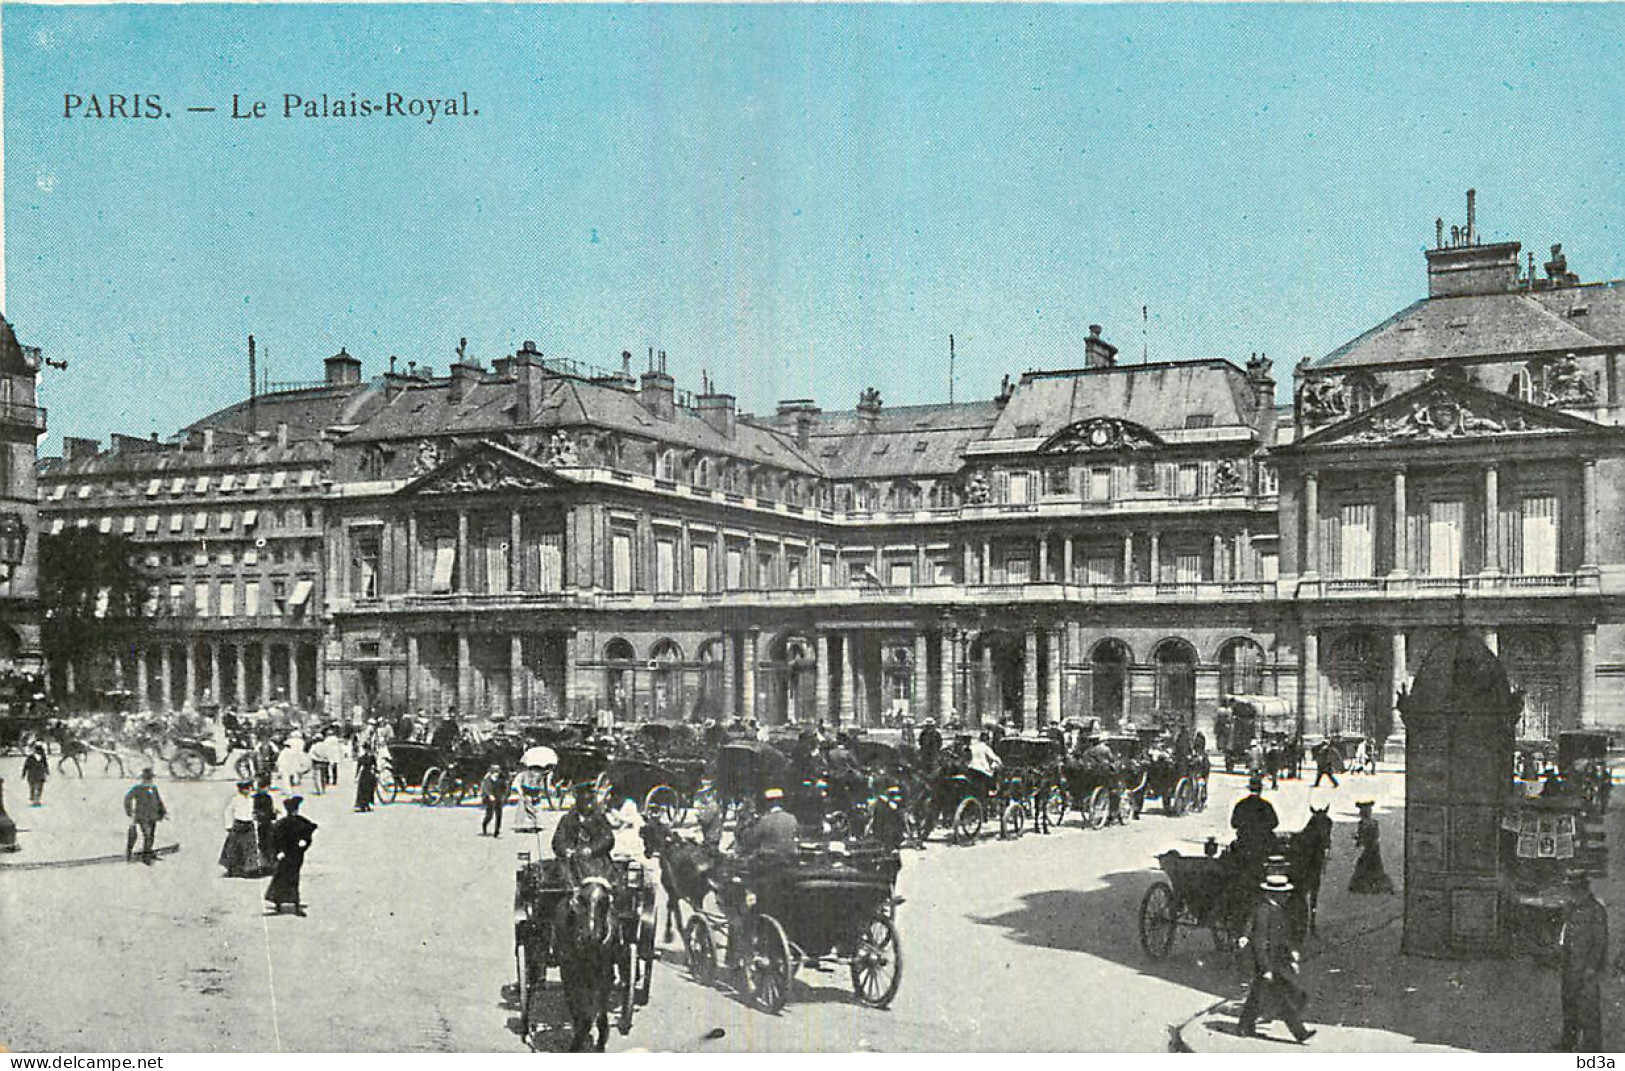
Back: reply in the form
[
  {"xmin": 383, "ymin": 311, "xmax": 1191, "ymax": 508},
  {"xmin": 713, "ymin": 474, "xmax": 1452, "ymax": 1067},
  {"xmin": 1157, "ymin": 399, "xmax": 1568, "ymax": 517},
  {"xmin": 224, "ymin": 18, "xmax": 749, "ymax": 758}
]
[
  {"xmin": 639, "ymin": 816, "xmax": 715, "ymax": 945},
  {"xmin": 552, "ymin": 876, "xmax": 620, "ymax": 1052},
  {"xmin": 1279, "ymin": 805, "xmax": 1333, "ymax": 937}
]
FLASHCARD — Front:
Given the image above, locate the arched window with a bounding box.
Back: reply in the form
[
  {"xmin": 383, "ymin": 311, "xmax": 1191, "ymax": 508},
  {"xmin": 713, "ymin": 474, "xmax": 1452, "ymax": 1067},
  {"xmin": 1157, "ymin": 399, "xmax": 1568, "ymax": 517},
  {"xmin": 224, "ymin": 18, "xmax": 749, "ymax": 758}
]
[
  {"xmin": 604, "ymin": 638, "xmax": 636, "ymax": 719},
  {"xmin": 1091, "ymin": 640, "xmax": 1132, "ymax": 728},
  {"xmin": 1217, "ymin": 637, "xmax": 1266, "ymax": 699},
  {"xmin": 1153, "ymin": 638, "xmax": 1198, "ymax": 728},
  {"xmin": 650, "ymin": 639, "xmax": 683, "ymax": 721},
  {"xmin": 655, "ymin": 450, "xmax": 675, "ymax": 481},
  {"xmin": 694, "ymin": 457, "xmax": 713, "ymax": 488}
]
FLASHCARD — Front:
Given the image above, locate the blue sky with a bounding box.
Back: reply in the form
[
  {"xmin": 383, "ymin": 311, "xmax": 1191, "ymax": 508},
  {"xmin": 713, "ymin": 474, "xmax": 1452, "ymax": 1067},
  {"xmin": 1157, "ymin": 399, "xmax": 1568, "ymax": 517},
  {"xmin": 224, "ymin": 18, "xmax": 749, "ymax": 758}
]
[{"xmin": 6, "ymin": 4, "xmax": 1625, "ymax": 450}]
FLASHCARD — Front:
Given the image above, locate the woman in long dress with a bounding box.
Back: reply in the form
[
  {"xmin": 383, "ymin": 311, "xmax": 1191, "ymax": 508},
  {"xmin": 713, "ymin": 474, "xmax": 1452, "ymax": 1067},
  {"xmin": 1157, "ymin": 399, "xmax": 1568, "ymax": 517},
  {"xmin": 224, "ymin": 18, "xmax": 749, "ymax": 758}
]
[
  {"xmin": 218, "ymin": 781, "xmax": 259, "ymax": 877},
  {"xmin": 265, "ymin": 796, "xmax": 318, "ymax": 915},
  {"xmin": 353, "ymin": 747, "xmax": 378, "ymax": 813},
  {"xmin": 1348, "ymin": 800, "xmax": 1396, "ymax": 894}
]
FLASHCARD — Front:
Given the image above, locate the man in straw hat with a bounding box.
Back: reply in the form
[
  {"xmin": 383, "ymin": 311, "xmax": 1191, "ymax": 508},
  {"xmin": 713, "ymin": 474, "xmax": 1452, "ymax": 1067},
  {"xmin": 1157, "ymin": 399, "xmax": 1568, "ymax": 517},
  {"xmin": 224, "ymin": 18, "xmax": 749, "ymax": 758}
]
[{"xmin": 1238, "ymin": 871, "xmax": 1315, "ymax": 1043}]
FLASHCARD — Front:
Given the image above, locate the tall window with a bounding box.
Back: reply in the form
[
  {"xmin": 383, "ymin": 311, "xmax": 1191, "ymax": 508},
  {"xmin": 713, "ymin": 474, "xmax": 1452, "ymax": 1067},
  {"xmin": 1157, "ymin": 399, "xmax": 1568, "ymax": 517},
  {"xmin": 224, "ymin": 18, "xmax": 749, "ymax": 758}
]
[
  {"xmin": 820, "ymin": 556, "xmax": 835, "ymax": 588},
  {"xmin": 888, "ymin": 560, "xmax": 914, "ymax": 586},
  {"xmin": 431, "ymin": 536, "xmax": 457, "ymax": 594},
  {"xmin": 535, "ymin": 531, "xmax": 564, "ymax": 592},
  {"xmin": 725, "ymin": 545, "xmax": 744, "ymax": 590},
  {"xmin": 1175, "ymin": 551, "xmax": 1203, "ymax": 583},
  {"xmin": 1086, "ymin": 554, "xmax": 1116, "ymax": 585},
  {"xmin": 351, "ymin": 527, "xmax": 382, "ymax": 598},
  {"xmin": 1087, "ymin": 468, "xmax": 1112, "ymax": 502},
  {"xmin": 1339, "ymin": 502, "xmax": 1375, "ymax": 578},
  {"xmin": 655, "ymin": 538, "xmax": 676, "ymax": 593},
  {"xmin": 1176, "ymin": 464, "xmax": 1199, "ymax": 498},
  {"xmin": 194, "ymin": 582, "xmax": 210, "ymax": 617},
  {"xmin": 757, "ymin": 551, "xmax": 776, "ymax": 589},
  {"xmin": 1044, "ymin": 468, "xmax": 1070, "ymax": 496},
  {"xmin": 1521, "ymin": 495, "xmax": 1559, "ymax": 574},
  {"xmin": 786, "ymin": 556, "xmax": 803, "ymax": 589},
  {"xmin": 217, "ymin": 583, "xmax": 235, "ymax": 618},
  {"xmin": 1134, "ymin": 462, "xmax": 1158, "ymax": 494},
  {"xmin": 1005, "ymin": 556, "xmax": 1030, "ymax": 584},
  {"xmin": 691, "ymin": 543, "xmax": 711, "ymax": 593},
  {"xmin": 1007, "ymin": 472, "xmax": 1031, "ymax": 504},
  {"xmin": 244, "ymin": 581, "xmax": 260, "ymax": 617},
  {"xmin": 1427, "ymin": 500, "xmax": 1464, "ymax": 577},
  {"xmin": 610, "ymin": 530, "xmax": 634, "ymax": 592}
]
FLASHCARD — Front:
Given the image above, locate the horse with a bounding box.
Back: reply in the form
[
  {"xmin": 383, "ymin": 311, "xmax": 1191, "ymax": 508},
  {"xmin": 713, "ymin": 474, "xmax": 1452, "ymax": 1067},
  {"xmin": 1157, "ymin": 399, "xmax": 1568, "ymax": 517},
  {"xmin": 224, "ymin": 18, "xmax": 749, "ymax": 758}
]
[
  {"xmin": 1280, "ymin": 805, "xmax": 1333, "ymax": 937},
  {"xmin": 638, "ymin": 816, "xmax": 715, "ymax": 945},
  {"xmin": 551, "ymin": 876, "xmax": 621, "ymax": 1052}
]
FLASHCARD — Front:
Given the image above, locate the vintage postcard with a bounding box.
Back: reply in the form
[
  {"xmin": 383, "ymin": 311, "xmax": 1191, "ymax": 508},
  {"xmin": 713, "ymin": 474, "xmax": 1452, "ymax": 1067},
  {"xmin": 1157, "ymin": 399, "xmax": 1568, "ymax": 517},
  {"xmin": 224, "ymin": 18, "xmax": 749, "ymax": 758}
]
[{"xmin": 0, "ymin": 2, "xmax": 1620, "ymax": 1057}]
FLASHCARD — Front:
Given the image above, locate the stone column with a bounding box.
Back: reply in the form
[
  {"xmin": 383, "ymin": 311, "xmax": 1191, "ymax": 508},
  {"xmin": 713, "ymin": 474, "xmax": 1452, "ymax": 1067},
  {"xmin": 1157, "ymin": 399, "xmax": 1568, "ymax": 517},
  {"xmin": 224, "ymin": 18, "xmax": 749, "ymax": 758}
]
[
  {"xmin": 720, "ymin": 632, "xmax": 735, "ymax": 719},
  {"xmin": 1304, "ymin": 472, "xmax": 1320, "ymax": 577},
  {"xmin": 1391, "ymin": 629, "xmax": 1408, "ymax": 690},
  {"xmin": 1037, "ymin": 535, "xmax": 1050, "ymax": 582},
  {"xmin": 406, "ymin": 514, "xmax": 418, "ymax": 592},
  {"xmin": 1300, "ymin": 631, "xmax": 1319, "ymax": 737},
  {"xmin": 939, "ymin": 630, "xmax": 957, "ymax": 721},
  {"xmin": 234, "ymin": 644, "xmax": 247, "ymax": 709},
  {"xmin": 1237, "ymin": 528, "xmax": 1253, "ymax": 581},
  {"xmin": 980, "ymin": 641, "xmax": 994, "ymax": 721},
  {"xmin": 1063, "ymin": 536, "xmax": 1075, "ymax": 584},
  {"xmin": 289, "ymin": 643, "xmax": 301, "ymax": 709},
  {"xmin": 1045, "ymin": 628, "xmax": 1063, "ymax": 726},
  {"xmin": 260, "ymin": 643, "xmax": 271, "ymax": 706},
  {"xmin": 510, "ymin": 634, "xmax": 524, "ymax": 719},
  {"xmin": 136, "ymin": 650, "xmax": 150, "ymax": 712},
  {"xmin": 1148, "ymin": 530, "xmax": 1161, "ymax": 585},
  {"xmin": 962, "ymin": 543, "xmax": 975, "ymax": 585},
  {"xmin": 455, "ymin": 509, "xmax": 470, "ymax": 592},
  {"xmin": 1391, "ymin": 468, "xmax": 1409, "ymax": 577},
  {"xmin": 912, "ymin": 632, "xmax": 928, "ymax": 719},
  {"xmin": 1022, "ymin": 629, "xmax": 1039, "ymax": 726},
  {"xmin": 1123, "ymin": 532, "xmax": 1135, "ymax": 582},
  {"xmin": 1579, "ymin": 627, "xmax": 1598, "ymax": 726},
  {"xmin": 184, "ymin": 644, "xmax": 198, "ymax": 709},
  {"xmin": 561, "ymin": 631, "xmax": 577, "ymax": 718},
  {"xmin": 1582, "ymin": 458, "xmax": 1599, "ymax": 571},
  {"xmin": 838, "ymin": 633, "xmax": 855, "ymax": 726},
  {"xmin": 1482, "ymin": 465, "xmax": 1500, "ymax": 575},
  {"xmin": 742, "ymin": 630, "xmax": 758, "ymax": 723},
  {"xmin": 455, "ymin": 631, "xmax": 471, "ymax": 717},
  {"xmin": 815, "ymin": 632, "xmax": 832, "ymax": 722},
  {"xmin": 405, "ymin": 634, "xmax": 419, "ymax": 711},
  {"xmin": 1212, "ymin": 533, "xmax": 1225, "ymax": 582},
  {"xmin": 210, "ymin": 643, "xmax": 223, "ymax": 706},
  {"xmin": 981, "ymin": 540, "xmax": 991, "ymax": 584},
  {"xmin": 510, "ymin": 508, "xmax": 523, "ymax": 592}
]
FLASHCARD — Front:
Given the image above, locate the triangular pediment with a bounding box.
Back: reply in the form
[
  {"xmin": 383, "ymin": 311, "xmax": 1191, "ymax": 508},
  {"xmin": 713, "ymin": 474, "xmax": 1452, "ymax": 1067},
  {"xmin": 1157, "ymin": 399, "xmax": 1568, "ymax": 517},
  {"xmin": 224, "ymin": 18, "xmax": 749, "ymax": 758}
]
[
  {"xmin": 1292, "ymin": 376, "xmax": 1610, "ymax": 450},
  {"xmin": 398, "ymin": 440, "xmax": 575, "ymax": 498}
]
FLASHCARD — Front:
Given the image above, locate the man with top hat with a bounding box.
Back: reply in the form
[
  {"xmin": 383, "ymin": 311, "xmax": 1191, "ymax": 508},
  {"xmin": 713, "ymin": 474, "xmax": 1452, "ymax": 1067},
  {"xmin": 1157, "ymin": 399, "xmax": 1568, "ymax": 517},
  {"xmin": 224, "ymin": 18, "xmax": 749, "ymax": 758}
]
[
  {"xmin": 1238, "ymin": 871, "xmax": 1315, "ymax": 1043},
  {"xmin": 917, "ymin": 717, "xmax": 943, "ymax": 771},
  {"xmin": 870, "ymin": 784, "xmax": 907, "ymax": 851},
  {"xmin": 1230, "ymin": 774, "xmax": 1280, "ymax": 877},
  {"xmin": 552, "ymin": 781, "xmax": 615, "ymax": 886}
]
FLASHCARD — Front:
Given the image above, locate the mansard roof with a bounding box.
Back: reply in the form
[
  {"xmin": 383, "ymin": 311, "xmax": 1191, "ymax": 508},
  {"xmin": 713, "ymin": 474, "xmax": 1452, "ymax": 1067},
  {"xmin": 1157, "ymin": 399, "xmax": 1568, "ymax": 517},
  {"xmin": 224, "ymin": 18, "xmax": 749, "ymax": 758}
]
[
  {"xmin": 802, "ymin": 401, "xmax": 1002, "ymax": 479},
  {"xmin": 1314, "ymin": 280, "xmax": 1625, "ymax": 370},
  {"xmin": 344, "ymin": 373, "xmax": 820, "ymax": 475},
  {"xmin": 987, "ymin": 360, "xmax": 1262, "ymax": 442}
]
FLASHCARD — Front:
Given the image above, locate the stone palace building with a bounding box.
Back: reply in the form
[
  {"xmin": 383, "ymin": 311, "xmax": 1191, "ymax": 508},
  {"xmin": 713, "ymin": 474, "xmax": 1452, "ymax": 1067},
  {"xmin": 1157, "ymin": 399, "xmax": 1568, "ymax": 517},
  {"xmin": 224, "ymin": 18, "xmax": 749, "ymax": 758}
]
[{"xmin": 37, "ymin": 199, "xmax": 1625, "ymax": 743}]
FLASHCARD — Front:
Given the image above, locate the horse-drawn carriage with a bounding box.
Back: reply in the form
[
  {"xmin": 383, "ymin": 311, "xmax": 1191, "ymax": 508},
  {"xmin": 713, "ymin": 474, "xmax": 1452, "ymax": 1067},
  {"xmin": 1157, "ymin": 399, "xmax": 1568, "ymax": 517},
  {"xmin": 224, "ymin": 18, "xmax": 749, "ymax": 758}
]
[
  {"xmin": 379, "ymin": 732, "xmax": 524, "ymax": 805},
  {"xmin": 1137, "ymin": 810, "xmax": 1331, "ymax": 960},
  {"xmin": 512, "ymin": 854, "xmax": 658, "ymax": 1051},
  {"xmin": 601, "ymin": 723, "xmax": 709, "ymax": 825},
  {"xmin": 909, "ymin": 742, "xmax": 1027, "ymax": 843},
  {"xmin": 682, "ymin": 842, "xmax": 904, "ymax": 1013},
  {"xmin": 1216, "ymin": 695, "xmax": 1297, "ymax": 775},
  {"xmin": 995, "ymin": 734, "xmax": 1069, "ymax": 830},
  {"xmin": 1138, "ymin": 730, "xmax": 1210, "ymax": 818}
]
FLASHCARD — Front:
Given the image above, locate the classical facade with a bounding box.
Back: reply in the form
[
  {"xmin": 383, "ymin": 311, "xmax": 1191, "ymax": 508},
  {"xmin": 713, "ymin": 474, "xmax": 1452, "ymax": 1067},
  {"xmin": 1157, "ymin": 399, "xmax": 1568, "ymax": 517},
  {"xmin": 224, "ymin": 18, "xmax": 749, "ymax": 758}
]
[
  {"xmin": 36, "ymin": 200, "xmax": 1625, "ymax": 740},
  {"xmin": 0, "ymin": 316, "xmax": 45, "ymax": 675}
]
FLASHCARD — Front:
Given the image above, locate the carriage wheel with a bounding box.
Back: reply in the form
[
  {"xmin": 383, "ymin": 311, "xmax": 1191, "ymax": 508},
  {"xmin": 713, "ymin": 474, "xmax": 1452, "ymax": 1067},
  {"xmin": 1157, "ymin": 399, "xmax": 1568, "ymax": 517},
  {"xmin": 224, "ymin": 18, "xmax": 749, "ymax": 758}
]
[
  {"xmin": 684, "ymin": 916, "xmax": 717, "ymax": 986},
  {"xmin": 420, "ymin": 767, "xmax": 443, "ymax": 805},
  {"xmin": 746, "ymin": 913, "xmax": 793, "ymax": 1014},
  {"xmin": 377, "ymin": 776, "xmax": 398, "ymax": 805},
  {"xmin": 1138, "ymin": 882, "xmax": 1179, "ymax": 960},
  {"xmin": 999, "ymin": 799, "xmax": 1027, "ymax": 839},
  {"xmin": 56, "ymin": 753, "xmax": 83, "ymax": 778},
  {"xmin": 617, "ymin": 933, "xmax": 636, "ymax": 1036},
  {"xmin": 634, "ymin": 893, "xmax": 658, "ymax": 1007},
  {"xmin": 168, "ymin": 749, "xmax": 206, "ymax": 780},
  {"xmin": 515, "ymin": 934, "xmax": 543, "ymax": 1037},
  {"xmin": 1085, "ymin": 787, "xmax": 1110, "ymax": 831},
  {"xmin": 643, "ymin": 784, "xmax": 681, "ymax": 826},
  {"xmin": 1165, "ymin": 777, "xmax": 1192, "ymax": 818},
  {"xmin": 952, "ymin": 798, "xmax": 983, "ymax": 844},
  {"xmin": 1044, "ymin": 784, "xmax": 1069, "ymax": 829},
  {"xmin": 850, "ymin": 912, "xmax": 903, "ymax": 1008}
]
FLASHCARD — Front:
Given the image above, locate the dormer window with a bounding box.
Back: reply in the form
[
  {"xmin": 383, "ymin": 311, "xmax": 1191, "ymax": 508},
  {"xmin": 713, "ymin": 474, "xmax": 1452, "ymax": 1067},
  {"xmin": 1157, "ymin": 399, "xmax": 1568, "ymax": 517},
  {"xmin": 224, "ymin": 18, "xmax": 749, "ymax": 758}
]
[
  {"xmin": 1184, "ymin": 414, "xmax": 1213, "ymax": 430},
  {"xmin": 1016, "ymin": 423, "xmax": 1040, "ymax": 438}
]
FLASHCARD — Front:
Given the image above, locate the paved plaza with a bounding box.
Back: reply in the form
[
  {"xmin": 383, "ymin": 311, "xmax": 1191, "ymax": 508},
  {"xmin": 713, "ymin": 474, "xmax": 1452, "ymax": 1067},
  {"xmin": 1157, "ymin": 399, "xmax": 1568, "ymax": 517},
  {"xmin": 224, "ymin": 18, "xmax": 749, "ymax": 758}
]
[{"xmin": 0, "ymin": 760, "xmax": 1617, "ymax": 1052}]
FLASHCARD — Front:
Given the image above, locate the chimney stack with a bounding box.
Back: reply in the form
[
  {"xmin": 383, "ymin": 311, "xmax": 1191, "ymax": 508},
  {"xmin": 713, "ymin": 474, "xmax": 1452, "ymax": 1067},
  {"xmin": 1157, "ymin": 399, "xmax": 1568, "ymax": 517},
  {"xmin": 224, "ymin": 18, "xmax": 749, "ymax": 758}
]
[
  {"xmin": 514, "ymin": 340, "xmax": 544, "ymax": 424},
  {"xmin": 639, "ymin": 350, "xmax": 676, "ymax": 421},
  {"xmin": 777, "ymin": 399, "xmax": 821, "ymax": 449},
  {"xmin": 1084, "ymin": 324, "xmax": 1118, "ymax": 369},
  {"xmin": 449, "ymin": 358, "xmax": 481, "ymax": 405},
  {"xmin": 1466, "ymin": 188, "xmax": 1476, "ymax": 245},
  {"xmin": 324, "ymin": 347, "xmax": 362, "ymax": 386},
  {"xmin": 697, "ymin": 390, "xmax": 737, "ymax": 439},
  {"xmin": 63, "ymin": 436, "xmax": 100, "ymax": 464},
  {"xmin": 276, "ymin": 422, "xmax": 289, "ymax": 449}
]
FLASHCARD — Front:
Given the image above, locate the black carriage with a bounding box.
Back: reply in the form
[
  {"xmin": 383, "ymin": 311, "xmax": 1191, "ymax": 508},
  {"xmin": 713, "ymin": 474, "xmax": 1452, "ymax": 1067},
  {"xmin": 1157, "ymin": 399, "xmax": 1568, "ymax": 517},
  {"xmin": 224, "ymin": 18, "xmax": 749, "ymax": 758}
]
[
  {"xmin": 995, "ymin": 734, "xmax": 1069, "ymax": 831},
  {"xmin": 602, "ymin": 740, "xmax": 707, "ymax": 826},
  {"xmin": 377, "ymin": 740, "xmax": 441, "ymax": 803},
  {"xmin": 909, "ymin": 745, "xmax": 1025, "ymax": 844},
  {"xmin": 422, "ymin": 732, "xmax": 526, "ymax": 806},
  {"xmin": 1138, "ymin": 731, "xmax": 1210, "ymax": 818},
  {"xmin": 1217, "ymin": 695, "xmax": 1296, "ymax": 774},
  {"xmin": 512, "ymin": 853, "xmax": 658, "ymax": 1049},
  {"xmin": 716, "ymin": 740, "xmax": 792, "ymax": 821},
  {"xmin": 682, "ymin": 843, "xmax": 903, "ymax": 1013},
  {"xmin": 1138, "ymin": 846, "xmax": 1313, "ymax": 960},
  {"xmin": 1059, "ymin": 733, "xmax": 1147, "ymax": 830}
]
